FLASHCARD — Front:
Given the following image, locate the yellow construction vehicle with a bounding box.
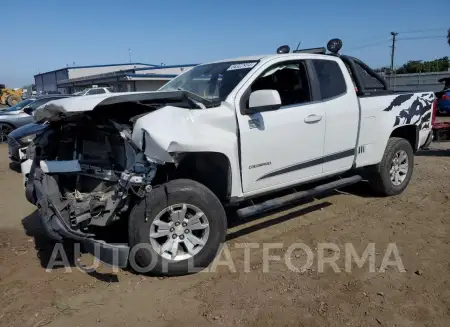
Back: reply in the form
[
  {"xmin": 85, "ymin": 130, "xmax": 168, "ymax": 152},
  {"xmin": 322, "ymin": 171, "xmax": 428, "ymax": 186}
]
[{"xmin": 0, "ymin": 84, "xmax": 23, "ymax": 107}]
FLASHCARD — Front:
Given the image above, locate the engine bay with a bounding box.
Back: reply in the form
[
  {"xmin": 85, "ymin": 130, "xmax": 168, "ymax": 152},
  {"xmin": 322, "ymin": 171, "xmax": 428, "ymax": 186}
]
[{"xmin": 31, "ymin": 110, "xmax": 158, "ymax": 234}]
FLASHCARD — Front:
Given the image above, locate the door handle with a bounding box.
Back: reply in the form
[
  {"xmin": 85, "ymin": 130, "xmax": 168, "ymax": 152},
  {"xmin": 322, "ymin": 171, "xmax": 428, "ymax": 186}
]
[{"xmin": 304, "ymin": 114, "xmax": 322, "ymax": 123}]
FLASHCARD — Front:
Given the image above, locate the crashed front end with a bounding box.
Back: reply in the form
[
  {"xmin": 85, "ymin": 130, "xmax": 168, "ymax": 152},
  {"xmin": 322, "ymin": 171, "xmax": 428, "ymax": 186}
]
[
  {"xmin": 26, "ymin": 117, "xmax": 160, "ymax": 267},
  {"xmin": 25, "ymin": 93, "xmax": 193, "ymax": 268},
  {"xmin": 25, "ymin": 91, "xmax": 237, "ymax": 269}
]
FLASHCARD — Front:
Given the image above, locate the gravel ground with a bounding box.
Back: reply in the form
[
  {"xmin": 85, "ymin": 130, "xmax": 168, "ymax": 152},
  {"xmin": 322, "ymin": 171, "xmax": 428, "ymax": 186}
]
[{"xmin": 0, "ymin": 142, "xmax": 449, "ymax": 327}]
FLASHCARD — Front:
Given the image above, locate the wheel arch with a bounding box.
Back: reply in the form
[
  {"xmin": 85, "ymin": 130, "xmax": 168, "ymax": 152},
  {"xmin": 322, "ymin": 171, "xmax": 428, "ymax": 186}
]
[
  {"xmin": 155, "ymin": 151, "xmax": 233, "ymax": 203},
  {"xmin": 390, "ymin": 124, "xmax": 418, "ymax": 152},
  {"xmin": 176, "ymin": 152, "xmax": 232, "ymax": 202},
  {"xmin": 0, "ymin": 121, "xmax": 16, "ymax": 129}
]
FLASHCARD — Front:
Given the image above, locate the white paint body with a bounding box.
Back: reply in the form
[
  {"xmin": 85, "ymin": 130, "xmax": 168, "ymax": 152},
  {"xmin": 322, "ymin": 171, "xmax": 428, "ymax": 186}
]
[{"xmin": 34, "ymin": 53, "xmax": 434, "ymax": 200}]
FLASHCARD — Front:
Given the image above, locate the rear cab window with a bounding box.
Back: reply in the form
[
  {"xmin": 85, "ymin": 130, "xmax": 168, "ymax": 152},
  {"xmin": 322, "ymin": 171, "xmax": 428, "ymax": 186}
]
[
  {"xmin": 353, "ymin": 62, "xmax": 384, "ymax": 90},
  {"xmin": 313, "ymin": 59, "xmax": 347, "ymax": 100}
]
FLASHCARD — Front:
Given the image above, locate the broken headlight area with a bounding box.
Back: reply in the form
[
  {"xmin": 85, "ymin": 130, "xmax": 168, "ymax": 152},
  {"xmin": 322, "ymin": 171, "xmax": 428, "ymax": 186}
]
[{"xmin": 29, "ymin": 117, "xmax": 158, "ymax": 243}]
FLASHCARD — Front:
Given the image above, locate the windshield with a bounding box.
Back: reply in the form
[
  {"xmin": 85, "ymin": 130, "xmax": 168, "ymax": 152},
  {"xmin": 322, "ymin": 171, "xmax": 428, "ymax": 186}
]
[
  {"xmin": 73, "ymin": 89, "xmax": 88, "ymax": 96},
  {"xmin": 159, "ymin": 61, "xmax": 259, "ymax": 102},
  {"xmin": 4, "ymin": 99, "xmax": 34, "ymax": 112}
]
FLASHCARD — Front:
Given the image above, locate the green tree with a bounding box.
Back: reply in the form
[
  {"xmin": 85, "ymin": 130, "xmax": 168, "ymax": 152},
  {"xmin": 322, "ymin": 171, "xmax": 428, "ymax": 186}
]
[{"xmin": 392, "ymin": 57, "xmax": 449, "ymax": 74}]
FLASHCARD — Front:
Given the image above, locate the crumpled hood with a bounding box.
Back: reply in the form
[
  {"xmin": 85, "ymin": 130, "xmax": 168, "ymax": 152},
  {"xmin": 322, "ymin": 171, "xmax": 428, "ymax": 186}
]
[
  {"xmin": 33, "ymin": 91, "xmax": 190, "ymax": 122},
  {"xmin": 33, "ymin": 90, "xmax": 237, "ymax": 165}
]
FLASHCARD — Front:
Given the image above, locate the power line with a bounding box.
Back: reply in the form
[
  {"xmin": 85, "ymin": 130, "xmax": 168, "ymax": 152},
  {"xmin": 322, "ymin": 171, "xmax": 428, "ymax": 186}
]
[
  {"xmin": 343, "ymin": 31, "xmax": 447, "ymax": 56},
  {"xmin": 397, "ymin": 35, "xmax": 446, "ymax": 41},
  {"xmin": 346, "ymin": 39, "xmax": 390, "ymax": 51},
  {"xmin": 397, "ymin": 27, "xmax": 448, "ymax": 34}
]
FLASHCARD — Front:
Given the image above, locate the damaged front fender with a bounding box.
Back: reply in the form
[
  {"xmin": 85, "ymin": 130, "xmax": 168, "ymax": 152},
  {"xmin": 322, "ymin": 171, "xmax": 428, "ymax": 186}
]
[{"xmin": 131, "ymin": 105, "xmax": 237, "ymax": 164}]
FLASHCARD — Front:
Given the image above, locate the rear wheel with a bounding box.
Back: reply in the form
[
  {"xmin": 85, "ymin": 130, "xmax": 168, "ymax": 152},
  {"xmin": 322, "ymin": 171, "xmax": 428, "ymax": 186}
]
[
  {"xmin": 6, "ymin": 95, "xmax": 21, "ymax": 107},
  {"xmin": 0, "ymin": 123, "xmax": 13, "ymax": 143},
  {"xmin": 368, "ymin": 137, "xmax": 414, "ymax": 196},
  {"xmin": 128, "ymin": 179, "xmax": 227, "ymax": 276}
]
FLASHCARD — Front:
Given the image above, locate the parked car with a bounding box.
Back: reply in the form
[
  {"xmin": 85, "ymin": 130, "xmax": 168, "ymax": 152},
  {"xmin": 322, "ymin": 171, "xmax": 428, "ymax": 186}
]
[
  {"xmin": 0, "ymin": 95, "xmax": 70, "ymax": 143},
  {"xmin": 39, "ymin": 91, "xmax": 62, "ymax": 96},
  {"xmin": 25, "ymin": 39, "xmax": 434, "ymax": 276},
  {"xmin": 436, "ymin": 77, "xmax": 450, "ymax": 114},
  {"xmin": 0, "ymin": 98, "xmax": 33, "ymax": 111},
  {"xmin": 72, "ymin": 87, "xmax": 114, "ymax": 96}
]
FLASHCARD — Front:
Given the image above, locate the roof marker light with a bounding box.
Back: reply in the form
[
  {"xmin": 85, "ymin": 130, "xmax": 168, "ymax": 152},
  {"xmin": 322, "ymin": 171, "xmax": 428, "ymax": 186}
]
[
  {"xmin": 276, "ymin": 45, "xmax": 290, "ymax": 54},
  {"xmin": 327, "ymin": 38, "xmax": 343, "ymax": 54}
]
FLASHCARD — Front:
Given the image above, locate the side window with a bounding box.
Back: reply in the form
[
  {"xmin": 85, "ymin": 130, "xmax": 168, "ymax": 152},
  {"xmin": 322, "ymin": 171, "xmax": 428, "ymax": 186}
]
[
  {"xmin": 250, "ymin": 61, "xmax": 312, "ymax": 107},
  {"xmin": 87, "ymin": 89, "xmax": 104, "ymax": 95},
  {"xmin": 353, "ymin": 62, "xmax": 384, "ymax": 90},
  {"xmin": 28, "ymin": 98, "xmax": 52, "ymax": 110},
  {"xmin": 313, "ymin": 60, "xmax": 347, "ymax": 100}
]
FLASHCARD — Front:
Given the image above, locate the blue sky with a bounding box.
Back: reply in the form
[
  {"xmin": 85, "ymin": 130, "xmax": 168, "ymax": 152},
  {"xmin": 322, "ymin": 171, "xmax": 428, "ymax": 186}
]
[{"xmin": 1, "ymin": 0, "xmax": 448, "ymax": 87}]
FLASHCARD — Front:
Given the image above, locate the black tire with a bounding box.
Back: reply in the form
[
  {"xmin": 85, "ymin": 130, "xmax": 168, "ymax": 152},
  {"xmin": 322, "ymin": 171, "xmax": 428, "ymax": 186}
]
[
  {"xmin": 0, "ymin": 123, "xmax": 13, "ymax": 143},
  {"xmin": 128, "ymin": 179, "xmax": 227, "ymax": 276},
  {"xmin": 368, "ymin": 137, "xmax": 414, "ymax": 196},
  {"xmin": 6, "ymin": 95, "xmax": 21, "ymax": 107}
]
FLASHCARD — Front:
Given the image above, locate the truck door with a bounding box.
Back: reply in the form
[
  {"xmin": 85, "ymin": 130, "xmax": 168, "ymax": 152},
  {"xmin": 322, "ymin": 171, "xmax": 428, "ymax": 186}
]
[
  {"xmin": 311, "ymin": 59, "xmax": 359, "ymax": 174},
  {"xmin": 235, "ymin": 58, "xmax": 326, "ymax": 195}
]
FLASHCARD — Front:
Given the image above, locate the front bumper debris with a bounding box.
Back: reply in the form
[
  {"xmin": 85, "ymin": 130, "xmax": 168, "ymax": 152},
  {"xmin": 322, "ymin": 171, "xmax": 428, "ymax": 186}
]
[
  {"xmin": 7, "ymin": 137, "xmax": 23, "ymax": 162},
  {"xmin": 31, "ymin": 168, "xmax": 130, "ymax": 268}
]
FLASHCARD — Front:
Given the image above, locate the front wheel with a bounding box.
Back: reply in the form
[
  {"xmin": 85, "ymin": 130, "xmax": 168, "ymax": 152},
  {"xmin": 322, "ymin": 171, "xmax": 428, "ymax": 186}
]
[
  {"xmin": 128, "ymin": 179, "xmax": 227, "ymax": 276},
  {"xmin": 6, "ymin": 95, "xmax": 21, "ymax": 107},
  {"xmin": 368, "ymin": 137, "xmax": 414, "ymax": 196}
]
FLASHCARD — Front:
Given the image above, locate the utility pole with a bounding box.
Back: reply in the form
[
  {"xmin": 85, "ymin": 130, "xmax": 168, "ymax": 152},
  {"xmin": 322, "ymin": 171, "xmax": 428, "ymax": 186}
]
[
  {"xmin": 390, "ymin": 32, "xmax": 399, "ymax": 90},
  {"xmin": 128, "ymin": 48, "xmax": 132, "ymax": 63},
  {"xmin": 390, "ymin": 32, "xmax": 398, "ymax": 72}
]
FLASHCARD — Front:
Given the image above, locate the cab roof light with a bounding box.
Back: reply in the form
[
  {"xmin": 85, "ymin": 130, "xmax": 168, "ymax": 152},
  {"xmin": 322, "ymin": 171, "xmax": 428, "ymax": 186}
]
[
  {"xmin": 292, "ymin": 47, "xmax": 326, "ymax": 54},
  {"xmin": 276, "ymin": 38, "xmax": 343, "ymax": 55}
]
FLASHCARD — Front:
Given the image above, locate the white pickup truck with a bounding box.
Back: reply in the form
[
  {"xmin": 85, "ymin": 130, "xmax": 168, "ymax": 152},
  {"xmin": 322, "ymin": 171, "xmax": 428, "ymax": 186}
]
[{"xmin": 26, "ymin": 39, "xmax": 435, "ymax": 275}]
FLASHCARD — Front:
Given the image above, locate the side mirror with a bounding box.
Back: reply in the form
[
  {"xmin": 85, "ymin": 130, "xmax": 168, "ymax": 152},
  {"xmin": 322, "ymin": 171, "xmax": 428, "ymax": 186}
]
[
  {"xmin": 23, "ymin": 107, "xmax": 33, "ymax": 115},
  {"xmin": 245, "ymin": 89, "xmax": 282, "ymax": 114}
]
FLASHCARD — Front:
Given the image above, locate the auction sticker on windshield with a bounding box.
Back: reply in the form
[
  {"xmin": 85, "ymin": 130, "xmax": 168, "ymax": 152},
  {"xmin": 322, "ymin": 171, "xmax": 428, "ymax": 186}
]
[{"xmin": 227, "ymin": 62, "xmax": 257, "ymax": 71}]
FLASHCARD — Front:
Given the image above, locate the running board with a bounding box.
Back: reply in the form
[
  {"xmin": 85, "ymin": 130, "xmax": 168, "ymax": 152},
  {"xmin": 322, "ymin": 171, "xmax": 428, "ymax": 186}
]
[{"xmin": 236, "ymin": 175, "xmax": 363, "ymax": 219}]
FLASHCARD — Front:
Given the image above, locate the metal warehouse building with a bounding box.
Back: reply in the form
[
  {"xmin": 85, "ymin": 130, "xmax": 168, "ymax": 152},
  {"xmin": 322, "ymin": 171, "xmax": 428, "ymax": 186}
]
[{"xmin": 34, "ymin": 63, "xmax": 197, "ymax": 94}]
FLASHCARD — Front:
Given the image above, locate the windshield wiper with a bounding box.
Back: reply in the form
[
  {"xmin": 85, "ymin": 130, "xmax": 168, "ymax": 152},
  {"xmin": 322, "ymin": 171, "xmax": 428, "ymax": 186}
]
[
  {"xmin": 179, "ymin": 89, "xmax": 216, "ymax": 107},
  {"xmin": 163, "ymin": 87, "xmax": 217, "ymax": 108}
]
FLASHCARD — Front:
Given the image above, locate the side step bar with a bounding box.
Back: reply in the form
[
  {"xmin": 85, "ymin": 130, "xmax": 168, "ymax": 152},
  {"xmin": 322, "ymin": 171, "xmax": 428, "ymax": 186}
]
[{"xmin": 236, "ymin": 175, "xmax": 362, "ymax": 219}]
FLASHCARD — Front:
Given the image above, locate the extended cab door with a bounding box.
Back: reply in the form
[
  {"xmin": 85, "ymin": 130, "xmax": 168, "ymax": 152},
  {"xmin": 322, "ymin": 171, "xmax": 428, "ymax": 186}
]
[
  {"xmin": 311, "ymin": 59, "xmax": 360, "ymax": 174},
  {"xmin": 235, "ymin": 58, "xmax": 326, "ymax": 195}
]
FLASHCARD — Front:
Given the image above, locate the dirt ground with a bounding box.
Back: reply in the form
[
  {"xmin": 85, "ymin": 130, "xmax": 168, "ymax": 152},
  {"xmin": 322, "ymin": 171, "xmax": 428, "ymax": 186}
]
[{"xmin": 0, "ymin": 140, "xmax": 449, "ymax": 327}]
